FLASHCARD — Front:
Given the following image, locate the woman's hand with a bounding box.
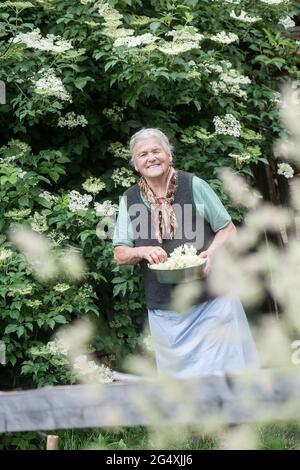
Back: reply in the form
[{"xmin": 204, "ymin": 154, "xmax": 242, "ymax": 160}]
[
  {"xmin": 198, "ymin": 249, "xmax": 212, "ymax": 275},
  {"xmin": 140, "ymin": 246, "xmax": 168, "ymax": 265}
]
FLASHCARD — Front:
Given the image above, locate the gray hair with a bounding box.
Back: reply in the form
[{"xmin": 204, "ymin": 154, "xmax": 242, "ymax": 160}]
[{"xmin": 129, "ymin": 128, "xmax": 174, "ymax": 168}]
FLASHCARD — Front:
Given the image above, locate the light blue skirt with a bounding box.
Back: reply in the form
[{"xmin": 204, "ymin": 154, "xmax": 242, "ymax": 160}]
[{"xmin": 148, "ymin": 295, "xmax": 259, "ymax": 378}]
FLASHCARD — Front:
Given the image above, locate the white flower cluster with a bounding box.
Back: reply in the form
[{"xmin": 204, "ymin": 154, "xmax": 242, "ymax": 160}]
[
  {"xmin": 94, "ymin": 200, "xmax": 118, "ymax": 217},
  {"xmin": 0, "ymin": 249, "xmax": 13, "ymax": 264},
  {"xmin": 26, "ymin": 299, "xmax": 43, "ymax": 308},
  {"xmin": 34, "ymin": 69, "xmax": 72, "ymax": 102},
  {"xmin": 53, "ymin": 283, "xmax": 71, "ymax": 292},
  {"xmin": 74, "ymin": 355, "xmax": 113, "ymax": 383},
  {"xmin": 114, "ymin": 33, "xmax": 158, "ymax": 48},
  {"xmin": 18, "ymin": 170, "xmax": 27, "ymax": 179},
  {"xmin": 141, "ymin": 334, "xmax": 154, "ymax": 353},
  {"xmin": 97, "ymin": 1, "xmax": 123, "ymax": 27},
  {"xmin": 279, "ymin": 16, "xmax": 295, "ymax": 29},
  {"xmin": 210, "ymin": 31, "xmax": 239, "ymax": 44},
  {"xmin": 165, "ymin": 27, "xmax": 204, "ymax": 43},
  {"xmin": 48, "ymin": 230, "xmax": 69, "ymax": 246},
  {"xmin": 8, "ymin": 285, "xmax": 33, "ymax": 297},
  {"xmin": 39, "ymin": 190, "xmax": 58, "ymax": 205},
  {"xmin": 58, "ymin": 112, "xmax": 88, "ymax": 129},
  {"xmin": 108, "ymin": 142, "xmax": 130, "ymax": 160},
  {"xmin": 277, "ymin": 162, "xmax": 294, "ymax": 179},
  {"xmin": 31, "ymin": 212, "xmax": 48, "ymax": 232},
  {"xmin": 68, "ymin": 190, "xmax": 92, "ymax": 212},
  {"xmin": 47, "ymin": 339, "xmax": 69, "ymax": 356},
  {"xmin": 158, "ymin": 41, "xmax": 200, "ymax": 55},
  {"xmin": 158, "ymin": 27, "xmax": 204, "ymax": 56},
  {"xmin": 10, "ymin": 28, "xmax": 73, "ymax": 53},
  {"xmin": 229, "ymin": 152, "xmax": 251, "ymax": 164},
  {"xmin": 82, "ymin": 177, "xmax": 106, "ymax": 195},
  {"xmin": 112, "ymin": 167, "xmax": 136, "ymax": 188},
  {"xmin": 104, "ymin": 27, "xmax": 134, "ymax": 39},
  {"xmin": 103, "ymin": 105, "xmax": 124, "ymax": 123},
  {"xmin": 211, "ymin": 68, "xmax": 251, "ymax": 100},
  {"xmin": 213, "ymin": 114, "xmax": 241, "ymax": 137},
  {"xmin": 4, "ymin": 208, "xmax": 31, "ymax": 219},
  {"xmin": 151, "ymin": 244, "xmax": 205, "ymax": 270},
  {"xmin": 230, "ymin": 10, "xmax": 261, "ymax": 23},
  {"xmin": 260, "ymin": 0, "xmax": 288, "ymax": 4}
]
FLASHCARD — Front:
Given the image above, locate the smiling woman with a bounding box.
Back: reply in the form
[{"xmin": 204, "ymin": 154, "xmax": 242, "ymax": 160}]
[{"xmin": 113, "ymin": 128, "xmax": 259, "ymax": 378}]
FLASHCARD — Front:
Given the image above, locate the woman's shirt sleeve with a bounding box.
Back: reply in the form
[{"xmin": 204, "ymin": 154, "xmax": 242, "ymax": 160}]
[
  {"xmin": 112, "ymin": 195, "xmax": 134, "ymax": 247},
  {"xmin": 192, "ymin": 175, "xmax": 232, "ymax": 232}
]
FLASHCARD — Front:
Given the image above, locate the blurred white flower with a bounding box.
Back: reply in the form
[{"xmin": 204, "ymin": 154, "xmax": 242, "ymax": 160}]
[{"xmin": 277, "ymin": 162, "xmax": 294, "ymax": 179}]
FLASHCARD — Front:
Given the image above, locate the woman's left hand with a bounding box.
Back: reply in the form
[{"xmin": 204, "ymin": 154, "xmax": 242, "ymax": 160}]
[{"xmin": 198, "ymin": 250, "xmax": 212, "ymax": 276}]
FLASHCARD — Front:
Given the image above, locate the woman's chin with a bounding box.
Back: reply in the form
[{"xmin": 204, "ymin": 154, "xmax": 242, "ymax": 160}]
[{"xmin": 145, "ymin": 167, "xmax": 164, "ymax": 177}]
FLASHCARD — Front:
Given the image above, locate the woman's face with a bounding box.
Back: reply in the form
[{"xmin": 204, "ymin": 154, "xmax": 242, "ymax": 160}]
[{"xmin": 133, "ymin": 137, "xmax": 171, "ymax": 179}]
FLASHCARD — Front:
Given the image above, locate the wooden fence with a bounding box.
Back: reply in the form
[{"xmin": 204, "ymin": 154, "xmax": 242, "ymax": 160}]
[{"xmin": 1, "ymin": 368, "xmax": 300, "ymax": 433}]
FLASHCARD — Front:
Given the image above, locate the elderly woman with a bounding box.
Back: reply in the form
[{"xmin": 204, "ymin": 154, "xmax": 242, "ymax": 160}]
[{"xmin": 113, "ymin": 128, "xmax": 258, "ymax": 378}]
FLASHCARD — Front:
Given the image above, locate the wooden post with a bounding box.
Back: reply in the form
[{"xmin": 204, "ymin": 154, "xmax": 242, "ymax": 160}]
[{"xmin": 46, "ymin": 435, "xmax": 59, "ymax": 450}]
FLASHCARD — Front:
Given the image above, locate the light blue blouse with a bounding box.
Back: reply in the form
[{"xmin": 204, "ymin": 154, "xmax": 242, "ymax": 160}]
[{"xmin": 112, "ymin": 175, "xmax": 231, "ymax": 247}]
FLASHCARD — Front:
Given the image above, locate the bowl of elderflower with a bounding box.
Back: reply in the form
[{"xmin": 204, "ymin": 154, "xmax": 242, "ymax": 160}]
[{"xmin": 148, "ymin": 244, "xmax": 206, "ymax": 284}]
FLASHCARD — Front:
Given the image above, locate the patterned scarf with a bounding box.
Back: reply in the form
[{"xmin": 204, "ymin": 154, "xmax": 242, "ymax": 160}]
[{"xmin": 138, "ymin": 166, "xmax": 178, "ymax": 243}]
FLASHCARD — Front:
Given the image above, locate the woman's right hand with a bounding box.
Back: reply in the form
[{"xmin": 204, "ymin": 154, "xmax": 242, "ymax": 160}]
[{"xmin": 139, "ymin": 246, "xmax": 168, "ymax": 265}]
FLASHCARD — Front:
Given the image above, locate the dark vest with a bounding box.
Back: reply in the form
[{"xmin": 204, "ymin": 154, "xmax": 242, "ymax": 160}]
[{"xmin": 124, "ymin": 170, "xmax": 215, "ymax": 310}]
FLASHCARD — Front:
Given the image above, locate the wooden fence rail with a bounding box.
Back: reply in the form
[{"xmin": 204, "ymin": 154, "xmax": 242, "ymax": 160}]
[{"xmin": 1, "ymin": 368, "xmax": 300, "ymax": 433}]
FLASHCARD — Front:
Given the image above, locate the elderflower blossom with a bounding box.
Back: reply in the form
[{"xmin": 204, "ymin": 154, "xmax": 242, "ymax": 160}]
[
  {"xmin": 114, "ymin": 33, "xmax": 158, "ymax": 48},
  {"xmin": 103, "ymin": 27, "xmax": 134, "ymax": 39},
  {"xmin": 48, "ymin": 230, "xmax": 69, "ymax": 246},
  {"xmin": 82, "ymin": 177, "xmax": 106, "ymax": 195},
  {"xmin": 30, "ymin": 212, "xmax": 48, "ymax": 232},
  {"xmin": 108, "ymin": 142, "xmax": 130, "ymax": 160},
  {"xmin": 260, "ymin": 0, "xmax": 288, "ymax": 4},
  {"xmin": 4, "ymin": 208, "xmax": 31, "ymax": 219},
  {"xmin": 279, "ymin": 16, "xmax": 295, "ymax": 29},
  {"xmin": 210, "ymin": 31, "xmax": 239, "ymax": 44},
  {"xmin": 53, "ymin": 283, "xmax": 71, "ymax": 293},
  {"xmin": 39, "ymin": 191, "xmax": 58, "ymax": 206},
  {"xmin": 213, "ymin": 114, "xmax": 241, "ymax": 137},
  {"xmin": 103, "ymin": 105, "xmax": 124, "ymax": 123},
  {"xmin": 73, "ymin": 355, "xmax": 113, "ymax": 383},
  {"xmin": 211, "ymin": 69, "xmax": 251, "ymax": 99},
  {"xmin": 277, "ymin": 162, "xmax": 294, "ymax": 179},
  {"xmin": 47, "ymin": 338, "xmax": 69, "ymax": 356},
  {"xmin": 68, "ymin": 190, "xmax": 92, "ymax": 212},
  {"xmin": 165, "ymin": 27, "xmax": 204, "ymax": 43},
  {"xmin": 10, "ymin": 28, "xmax": 73, "ymax": 53},
  {"xmin": 151, "ymin": 244, "xmax": 205, "ymax": 270},
  {"xmin": 158, "ymin": 41, "xmax": 200, "ymax": 55},
  {"xmin": 230, "ymin": 10, "xmax": 261, "ymax": 23},
  {"xmin": 26, "ymin": 300, "xmax": 42, "ymax": 308},
  {"xmin": 34, "ymin": 69, "xmax": 72, "ymax": 102},
  {"xmin": 57, "ymin": 112, "xmax": 88, "ymax": 129},
  {"xmin": 0, "ymin": 249, "xmax": 13, "ymax": 264},
  {"xmin": 94, "ymin": 200, "xmax": 118, "ymax": 217},
  {"xmin": 229, "ymin": 153, "xmax": 252, "ymax": 164},
  {"xmin": 8, "ymin": 285, "xmax": 33, "ymax": 297},
  {"xmin": 112, "ymin": 167, "xmax": 136, "ymax": 188}
]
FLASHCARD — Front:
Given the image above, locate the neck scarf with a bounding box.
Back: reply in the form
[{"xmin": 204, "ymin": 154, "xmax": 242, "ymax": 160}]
[{"xmin": 138, "ymin": 166, "xmax": 178, "ymax": 243}]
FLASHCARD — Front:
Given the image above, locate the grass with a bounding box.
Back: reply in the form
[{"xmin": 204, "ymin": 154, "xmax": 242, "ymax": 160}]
[{"xmin": 1, "ymin": 422, "xmax": 300, "ymax": 450}]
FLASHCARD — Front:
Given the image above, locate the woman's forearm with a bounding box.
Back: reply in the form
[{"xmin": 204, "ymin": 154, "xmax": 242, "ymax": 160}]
[
  {"xmin": 114, "ymin": 245, "xmax": 143, "ymax": 265},
  {"xmin": 207, "ymin": 221, "xmax": 236, "ymax": 255}
]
